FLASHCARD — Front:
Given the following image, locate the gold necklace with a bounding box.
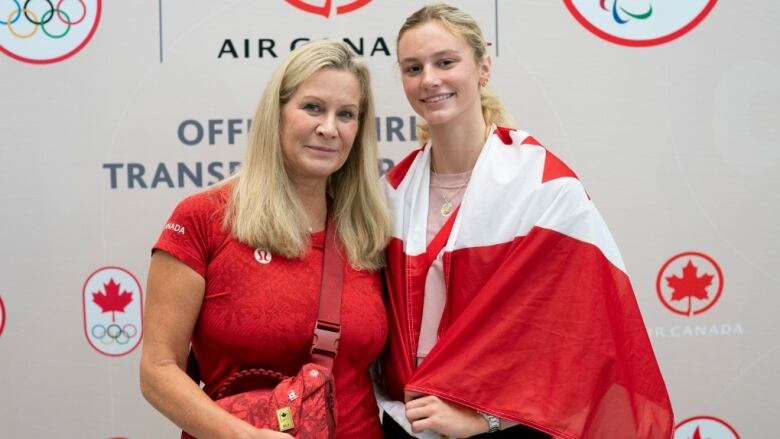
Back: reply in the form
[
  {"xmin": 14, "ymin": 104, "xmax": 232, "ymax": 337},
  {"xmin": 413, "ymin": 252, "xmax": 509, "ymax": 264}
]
[
  {"xmin": 439, "ymin": 183, "xmax": 468, "ymax": 216},
  {"xmin": 431, "ymin": 162, "xmax": 470, "ymax": 217}
]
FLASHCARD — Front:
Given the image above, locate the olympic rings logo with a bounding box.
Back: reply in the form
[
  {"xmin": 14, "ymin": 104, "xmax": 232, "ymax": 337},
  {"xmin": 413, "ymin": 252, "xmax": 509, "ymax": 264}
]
[
  {"xmin": 3, "ymin": 0, "xmax": 87, "ymax": 39},
  {"xmin": 82, "ymin": 266, "xmax": 143, "ymax": 358},
  {"xmin": 1, "ymin": 0, "xmax": 101, "ymax": 64},
  {"xmin": 90, "ymin": 323, "xmax": 138, "ymax": 346}
]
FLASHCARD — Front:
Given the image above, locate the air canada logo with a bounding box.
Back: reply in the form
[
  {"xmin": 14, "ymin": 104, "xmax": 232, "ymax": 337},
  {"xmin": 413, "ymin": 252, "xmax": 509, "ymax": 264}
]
[
  {"xmin": 0, "ymin": 295, "xmax": 6, "ymax": 337},
  {"xmin": 286, "ymin": 0, "xmax": 371, "ymax": 18},
  {"xmin": 657, "ymin": 251, "xmax": 723, "ymax": 316},
  {"xmin": 1, "ymin": 0, "xmax": 101, "ymax": 64},
  {"xmin": 674, "ymin": 416, "xmax": 740, "ymax": 439},
  {"xmin": 82, "ymin": 266, "xmax": 143, "ymax": 357},
  {"xmin": 563, "ymin": 0, "xmax": 717, "ymax": 46}
]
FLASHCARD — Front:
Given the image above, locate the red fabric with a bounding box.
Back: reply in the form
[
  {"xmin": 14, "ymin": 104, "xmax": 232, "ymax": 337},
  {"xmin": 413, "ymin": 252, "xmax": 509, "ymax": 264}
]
[
  {"xmin": 385, "ymin": 146, "xmax": 423, "ymax": 189},
  {"xmin": 380, "ymin": 128, "xmax": 673, "ymax": 438},
  {"xmin": 182, "ymin": 363, "xmax": 336, "ymax": 439},
  {"xmin": 154, "ymin": 185, "xmax": 386, "ymax": 439}
]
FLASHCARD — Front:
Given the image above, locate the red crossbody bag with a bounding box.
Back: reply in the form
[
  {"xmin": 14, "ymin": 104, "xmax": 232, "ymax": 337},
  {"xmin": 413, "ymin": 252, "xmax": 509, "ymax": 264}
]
[{"xmin": 182, "ymin": 215, "xmax": 343, "ymax": 439}]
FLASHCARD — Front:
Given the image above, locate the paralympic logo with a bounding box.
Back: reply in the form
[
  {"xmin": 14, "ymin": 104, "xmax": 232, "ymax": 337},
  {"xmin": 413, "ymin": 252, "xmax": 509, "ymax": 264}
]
[
  {"xmin": 563, "ymin": 0, "xmax": 717, "ymax": 46},
  {"xmin": 82, "ymin": 266, "xmax": 143, "ymax": 357},
  {"xmin": 600, "ymin": 0, "xmax": 653, "ymax": 24},
  {"xmin": 0, "ymin": 0, "xmax": 101, "ymax": 64},
  {"xmin": 286, "ymin": 0, "xmax": 371, "ymax": 18}
]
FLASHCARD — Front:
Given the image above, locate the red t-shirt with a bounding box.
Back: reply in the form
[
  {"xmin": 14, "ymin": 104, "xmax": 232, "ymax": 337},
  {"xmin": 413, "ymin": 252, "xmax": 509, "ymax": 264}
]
[{"xmin": 153, "ymin": 185, "xmax": 387, "ymax": 438}]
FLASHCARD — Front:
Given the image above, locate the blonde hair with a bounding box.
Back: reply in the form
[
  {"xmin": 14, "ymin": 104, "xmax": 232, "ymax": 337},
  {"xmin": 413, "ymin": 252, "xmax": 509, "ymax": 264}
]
[
  {"xmin": 224, "ymin": 40, "xmax": 390, "ymax": 270},
  {"xmin": 398, "ymin": 3, "xmax": 514, "ymax": 143}
]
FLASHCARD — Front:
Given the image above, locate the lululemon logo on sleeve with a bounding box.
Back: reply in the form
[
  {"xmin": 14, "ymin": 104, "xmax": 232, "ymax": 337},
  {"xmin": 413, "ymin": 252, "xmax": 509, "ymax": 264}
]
[
  {"xmin": 1, "ymin": 0, "xmax": 102, "ymax": 64},
  {"xmin": 563, "ymin": 0, "xmax": 717, "ymax": 47},
  {"xmin": 254, "ymin": 248, "xmax": 272, "ymax": 264}
]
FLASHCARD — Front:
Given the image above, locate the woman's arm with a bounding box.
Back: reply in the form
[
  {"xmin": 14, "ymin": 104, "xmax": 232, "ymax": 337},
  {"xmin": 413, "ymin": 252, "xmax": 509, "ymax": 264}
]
[
  {"xmin": 140, "ymin": 251, "xmax": 292, "ymax": 439},
  {"xmin": 405, "ymin": 392, "xmax": 489, "ymax": 438}
]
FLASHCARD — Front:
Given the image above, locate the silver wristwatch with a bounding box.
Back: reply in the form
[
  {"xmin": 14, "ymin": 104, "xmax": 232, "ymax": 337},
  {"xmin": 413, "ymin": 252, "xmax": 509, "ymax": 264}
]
[{"xmin": 478, "ymin": 412, "xmax": 500, "ymax": 433}]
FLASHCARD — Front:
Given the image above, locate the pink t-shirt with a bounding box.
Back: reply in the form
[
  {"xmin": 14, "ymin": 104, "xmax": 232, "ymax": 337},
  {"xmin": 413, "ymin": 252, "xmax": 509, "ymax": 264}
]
[
  {"xmin": 417, "ymin": 170, "xmax": 517, "ymax": 430},
  {"xmin": 417, "ymin": 170, "xmax": 471, "ymax": 364}
]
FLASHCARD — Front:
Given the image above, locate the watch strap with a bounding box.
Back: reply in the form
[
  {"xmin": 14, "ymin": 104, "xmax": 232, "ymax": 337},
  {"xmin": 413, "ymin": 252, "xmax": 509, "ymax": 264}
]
[{"xmin": 478, "ymin": 412, "xmax": 500, "ymax": 433}]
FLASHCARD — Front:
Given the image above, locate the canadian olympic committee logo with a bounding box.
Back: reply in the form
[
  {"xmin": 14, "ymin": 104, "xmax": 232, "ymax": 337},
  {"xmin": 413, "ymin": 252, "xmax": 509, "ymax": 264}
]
[
  {"xmin": 674, "ymin": 416, "xmax": 740, "ymax": 439},
  {"xmin": 82, "ymin": 266, "xmax": 143, "ymax": 357},
  {"xmin": 0, "ymin": 295, "xmax": 6, "ymax": 337},
  {"xmin": 1, "ymin": 0, "xmax": 101, "ymax": 64},
  {"xmin": 657, "ymin": 251, "xmax": 723, "ymax": 317},
  {"xmin": 286, "ymin": 0, "xmax": 371, "ymax": 18},
  {"xmin": 563, "ymin": 0, "xmax": 717, "ymax": 46}
]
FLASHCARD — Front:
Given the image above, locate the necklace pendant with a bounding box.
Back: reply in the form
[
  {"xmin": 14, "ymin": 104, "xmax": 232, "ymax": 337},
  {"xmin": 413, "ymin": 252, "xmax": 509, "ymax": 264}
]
[{"xmin": 440, "ymin": 201, "xmax": 454, "ymax": 216}]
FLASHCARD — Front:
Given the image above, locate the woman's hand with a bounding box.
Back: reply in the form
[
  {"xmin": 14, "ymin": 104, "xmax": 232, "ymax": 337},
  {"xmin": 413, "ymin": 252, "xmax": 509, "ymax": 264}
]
[{"xmin": 404, "ymin": 391, "xmax": 489, "ymax": 438}]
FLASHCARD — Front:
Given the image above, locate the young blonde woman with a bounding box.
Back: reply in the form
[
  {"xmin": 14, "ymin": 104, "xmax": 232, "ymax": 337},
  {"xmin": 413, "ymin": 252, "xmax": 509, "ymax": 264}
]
[
  {"xmin": 140, "ymin": 40, "xmax": 390, "ymax": 439},
  {"xmin": 378, "ymin": 4, "xmax": 674, "ymax": 438}
]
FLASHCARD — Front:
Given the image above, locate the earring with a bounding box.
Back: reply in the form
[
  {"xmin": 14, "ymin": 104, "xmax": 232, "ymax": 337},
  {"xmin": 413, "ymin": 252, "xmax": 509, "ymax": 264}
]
[{"xmin": 480, "ymin": 79, "xmax": 488, "ymax": 87}]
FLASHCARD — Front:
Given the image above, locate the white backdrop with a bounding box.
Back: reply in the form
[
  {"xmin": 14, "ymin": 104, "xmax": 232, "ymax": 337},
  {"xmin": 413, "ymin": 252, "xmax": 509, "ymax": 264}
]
[{"xmin": 1, "ymin": 1, "xmax": 777, "ymax": 438}]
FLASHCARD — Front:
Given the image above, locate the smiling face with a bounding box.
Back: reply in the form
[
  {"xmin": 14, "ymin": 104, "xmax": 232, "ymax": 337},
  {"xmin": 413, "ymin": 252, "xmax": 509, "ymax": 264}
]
[
  {"xmin": 280, "ymin": 68, "xmax": 361, "ymax": 187},
  {"xmin": 397, "ymin": 20, "xmax": 491, "ymax": 129}
]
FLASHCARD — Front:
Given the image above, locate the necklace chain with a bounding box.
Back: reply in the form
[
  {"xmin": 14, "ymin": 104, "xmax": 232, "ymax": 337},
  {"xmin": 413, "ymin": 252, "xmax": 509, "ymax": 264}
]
[
  {"xmin": 429, "ymin": 129, "xmax": 489, "ymax": 216},
  {"xmin": 431, "ymin": 162, "xmax": 470, "ymax": 217}
]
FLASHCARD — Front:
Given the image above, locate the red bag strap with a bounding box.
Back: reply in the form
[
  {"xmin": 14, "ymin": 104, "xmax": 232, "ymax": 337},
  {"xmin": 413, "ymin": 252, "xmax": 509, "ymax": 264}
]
[
  {"xmin": 186, "ymin": 212, "xmax": 344, "ymax": 384},
  {"xmin": 310, "ymin": 213, "xmax": 343, "ymax": 371}
]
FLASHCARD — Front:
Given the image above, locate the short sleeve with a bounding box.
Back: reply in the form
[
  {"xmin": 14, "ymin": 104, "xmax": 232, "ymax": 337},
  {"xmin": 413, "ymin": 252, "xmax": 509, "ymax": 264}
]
[{"xmin": 152, "ymin": 191, "xmax": 224, "ymax": 278}]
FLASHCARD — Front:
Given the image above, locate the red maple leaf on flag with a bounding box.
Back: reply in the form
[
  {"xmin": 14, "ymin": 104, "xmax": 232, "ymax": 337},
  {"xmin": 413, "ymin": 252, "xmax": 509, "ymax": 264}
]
[
  {"xmin": 93, "ymin": 278, "xmax": 133, "ymax": 322},
  {"xmin": 666, "ymin": 259, "xmax": 714, "ymax": 316}
]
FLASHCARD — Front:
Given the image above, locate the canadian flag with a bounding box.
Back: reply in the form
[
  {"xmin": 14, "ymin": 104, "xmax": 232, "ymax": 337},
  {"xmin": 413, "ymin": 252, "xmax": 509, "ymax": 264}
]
[{"xmin": 380, "ymin": 127, "xmax": 673, "ymax": 438}]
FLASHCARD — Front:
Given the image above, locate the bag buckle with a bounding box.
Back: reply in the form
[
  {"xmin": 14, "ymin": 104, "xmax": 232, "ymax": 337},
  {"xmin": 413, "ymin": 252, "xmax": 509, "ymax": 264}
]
[{"xmin": 311, "ymin": 321, "xmax": 340, "ymax": 358}]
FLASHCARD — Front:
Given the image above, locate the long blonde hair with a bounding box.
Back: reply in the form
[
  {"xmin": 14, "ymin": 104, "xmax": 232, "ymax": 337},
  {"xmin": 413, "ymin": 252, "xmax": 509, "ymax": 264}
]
[
  {"xmin": 398, "ymin": 3, "xmax": 514, "ymax": 143},
  {"xmin": 224, "ymin": 40, "xmax": 390, "ymax": 270}
]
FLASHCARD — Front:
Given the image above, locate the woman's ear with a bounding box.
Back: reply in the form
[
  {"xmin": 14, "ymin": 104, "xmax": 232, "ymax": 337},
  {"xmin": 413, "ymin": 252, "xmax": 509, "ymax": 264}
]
[{"xmin": 479, "ymin": 55, "xmax": 492, "ymax": 86}]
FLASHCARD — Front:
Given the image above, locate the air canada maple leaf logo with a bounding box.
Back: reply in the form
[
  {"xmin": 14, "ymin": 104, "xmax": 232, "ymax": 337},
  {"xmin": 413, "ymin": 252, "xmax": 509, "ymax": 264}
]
[
  {"xmin": 674, "ymin": 415, "xmax": 740, "ymax": 439},
  {"xmin": 657, "ymin": 252, "xmax": 724, "ymax": 316},
  {"xmin": 82, "ymin": 266, "xmax": 143, "ymax": 357},
  {"xmin": 286, "ymin": 0, "xmax": 372, "ymax": 18},
  {"xmin": 668, "ymin": 260, "xmax": 713, "ymax": 302}
]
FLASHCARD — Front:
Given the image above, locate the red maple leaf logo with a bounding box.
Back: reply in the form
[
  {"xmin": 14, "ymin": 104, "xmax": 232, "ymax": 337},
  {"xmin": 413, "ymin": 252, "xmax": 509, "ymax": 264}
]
[
  {"xmin": 691, "ymin": 425, "xmax": 703, "ymax": 439},
  {"xmin": 286, "ymin": 0, "xmax": 371, "ymax": 17},
  {"xmin": 92, "ymin": 278, "xmax": 133, "ymax": 322},
  {"xmin": 666, "ymin": 259, "xmax": 714, "ymax": 316}
]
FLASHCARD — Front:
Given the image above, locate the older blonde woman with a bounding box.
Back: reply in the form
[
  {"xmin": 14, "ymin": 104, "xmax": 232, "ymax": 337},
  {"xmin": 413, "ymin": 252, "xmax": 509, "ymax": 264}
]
[{"xmin": 140, "ymin": 40, "xmax": 390, "ymax": 439}]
